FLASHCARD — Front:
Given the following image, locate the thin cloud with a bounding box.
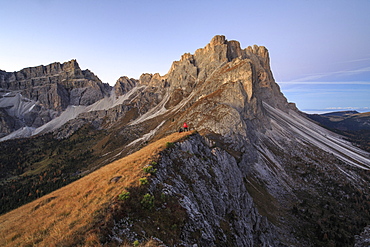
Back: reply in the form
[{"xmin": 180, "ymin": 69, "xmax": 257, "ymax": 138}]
[
  {"xmin": 278, "ymin": 81, "xmax": 370, "ymax": 85},
  {"xmin": 287, "ymin": 66, "xmax": 370, "ymax": 83},
  {"xmin": 325, "ymin": 106, "xmax": 370, "ymax": 110},
  {"xmin": 334, "ymin": 56, "xmax": 370, "ymax": 64}
]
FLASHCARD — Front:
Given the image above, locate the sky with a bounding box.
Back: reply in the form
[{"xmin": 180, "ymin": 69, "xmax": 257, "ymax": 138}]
[{"xmin": 1, "ymin": 0, "xmax": 369, "ymax": 113}]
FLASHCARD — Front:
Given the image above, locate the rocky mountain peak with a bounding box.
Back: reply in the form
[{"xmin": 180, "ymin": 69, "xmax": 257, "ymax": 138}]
[
  {"xmin": 5, "ymin": 59, "xmax": 81, "ymax": 82},
  {"xmin": 113, "ymin": 76, "xmax": 138, "ymax": 97},
  {"xmin": 199, "ymin": 35, "xmax": 267, "ymax": 63},
  {"xmin": 61, "ymin": 59, "xmax": 80, "ymax": 70},
  {"xmin": 0, "ymin": 59, "xmax": 111, "ymax": 110},
  {"xmin": 209, "ymin": 34, "xmax": 227, "ymax": 46},
  {"xmin": 162, "ymin": 36, "xmax": 290, "ymax": 129},
  {"xmin": 0, "ymin": 59, "xmax": 111, "ymax": 137}
]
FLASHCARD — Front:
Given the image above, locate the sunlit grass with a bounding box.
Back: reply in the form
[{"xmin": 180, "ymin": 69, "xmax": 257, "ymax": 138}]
[{"xmin": 0, "ymin": 131, "xmax": 192, "ymax": 247}]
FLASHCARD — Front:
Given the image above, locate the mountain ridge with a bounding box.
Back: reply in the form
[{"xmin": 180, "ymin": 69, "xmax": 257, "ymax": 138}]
[
  {"xmin": 0, "ymin": 59, "xmax": 111, "ymax": 138},
  {"xmin": 0, "ymin": 131, "xmax": 194, "ymax": 246}
]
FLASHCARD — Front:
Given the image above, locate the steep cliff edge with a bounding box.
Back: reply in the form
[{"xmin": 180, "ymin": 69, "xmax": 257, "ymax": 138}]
[{"xmin": 147, "ymin": 134, "xmax": 281, "ymax": 246}]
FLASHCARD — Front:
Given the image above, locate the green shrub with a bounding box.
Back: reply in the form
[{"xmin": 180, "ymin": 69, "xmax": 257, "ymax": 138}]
[
  {"xmin": 141, "ymin": 193, "xmax": 154, "ymax": 209},
  {"xmin": 118, "ymin": 191, "xmax": 130, "ymax": 201},
  {"xmin": 139, "ymin": 177, "xmax": 148, "ymax": 185},
  {"xmin": 143, "ymin": 165, "xmax": 157, "ymax": 174}
]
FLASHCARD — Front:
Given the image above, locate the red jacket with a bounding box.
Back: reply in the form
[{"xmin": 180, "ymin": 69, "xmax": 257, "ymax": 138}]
[{"xmin": 183, "ymin": 122, "xmax": 188, "ymax": 128}]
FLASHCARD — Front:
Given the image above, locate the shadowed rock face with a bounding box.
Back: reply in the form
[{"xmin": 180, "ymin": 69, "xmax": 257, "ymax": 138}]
[
  {"xmin": 0, "ymin": 60, "xmax": 111, "ymax": 136},
  {"xmin": 0, "ymin": 59, "xmax": 111, "ymax": 111},
  {"xmin": 148, "ymin": 134, "xmax": 281, "ymax": 246}
]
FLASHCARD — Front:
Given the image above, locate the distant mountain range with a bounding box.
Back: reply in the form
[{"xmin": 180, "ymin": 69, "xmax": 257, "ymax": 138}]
[
  {"xmin": 1, "ymin": 35, "xmax": 370, "ymax": 246},
  {"xmin": 307, "ymin": 110, "xmax": 370, "ymax": 153},
  {"xmin": 307, "ymin": 110, "xmax": 370, "ymax": 131}
]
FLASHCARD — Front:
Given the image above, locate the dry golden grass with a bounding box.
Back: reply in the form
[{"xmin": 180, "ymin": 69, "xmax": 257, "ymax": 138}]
[{"xmin": 0, "ymin": 131, "xmax": 193, "ymax": 247}]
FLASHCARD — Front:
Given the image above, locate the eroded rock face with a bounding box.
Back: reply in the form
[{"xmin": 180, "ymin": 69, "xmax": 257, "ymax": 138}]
[
  {"xmin": 0, "ymin": 60, "xmax": 111, "ymax": 111},
  {"xmin": 148, "ymin": 134, "xmax": 281, "ymax": 246},
  {"xmin": 114, "ymin": 76, "xmax": 138, "ymax": 97},
  {"xmin": 161, "ymin": 35, "xmax": 289, "ymax": 111},
  {"xmin": 0, "ymin": 108, "xmax": 16, "ymax": 138},
  {"xmin": 69, "ymin": 35, "xmax": 291, "ymax": 144},
  {"xmin": 0, "ymin": 60, "xmax": 111, "ymax": 137}
]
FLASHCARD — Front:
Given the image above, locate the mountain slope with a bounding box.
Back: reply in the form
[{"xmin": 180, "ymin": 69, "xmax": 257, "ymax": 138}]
[{"xmin": 0, "ymin": 131, "xmax": 192, "ymax": 246}]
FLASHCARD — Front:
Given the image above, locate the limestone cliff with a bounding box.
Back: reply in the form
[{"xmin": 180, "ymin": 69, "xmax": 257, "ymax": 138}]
[
  {"xmin": 113, "ymin": 76, "xmax": 138, "ymax": 97},
  {"xmin": 0, "ymin": 60, "xmax": 111, "ymax": 137},
  {"xmin": 149, "ymin": 134, "xmax": 281, "ymax": 246},
  {"xmin": 0, "ymin": 60, "xmax": 110, "ymax": 111}
]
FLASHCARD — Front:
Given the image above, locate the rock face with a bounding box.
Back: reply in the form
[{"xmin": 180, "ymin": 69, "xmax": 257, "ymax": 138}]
[
  {"xmin": 113, "ymin": 76, "xmax": 138, "ymax": 97},
  {"xmin": 163, "ymin": 35, "xmax": 288, "ymax": 111},
  {"xmin": 148, "ymin": 134, "xmax": 281, "ymax": 246},
  {"xmin": 0, "ymin": 60, "xmax": 111, "ymax": 137},
  {"xmin": 0, "ymin": 108, "xmax": 16, "ymax": 137},
  {"xmin": 0, "ymin": 60, "xmax": 110, "ymax": 111},
  {"xmin": 113, "ymin": 35, "xmax": 370, "ymax": 246}
]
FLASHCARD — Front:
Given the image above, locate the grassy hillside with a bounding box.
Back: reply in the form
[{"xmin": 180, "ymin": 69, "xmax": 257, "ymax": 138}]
[
  {"xmin": 0, "ymin": 131, "xmax": 192, "ymax": 247},
  {"xmin": 0, "ymin": 124, "xmax": 107, "ymax": 214}
]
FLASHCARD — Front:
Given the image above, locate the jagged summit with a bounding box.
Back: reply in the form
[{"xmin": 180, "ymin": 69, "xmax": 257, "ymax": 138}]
[
  {"xmin": 0, "ymin": 59, "xmax": 111, "ymax": 138},
  {"xmin": 0, "ymin": 59, "xmax": 110, "ymax": 109}
]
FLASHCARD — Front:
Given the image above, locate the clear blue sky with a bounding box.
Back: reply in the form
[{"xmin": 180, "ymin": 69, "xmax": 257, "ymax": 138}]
[{"xmin": 1, "ymin": 0, "xmax": 369, "ymax": 113}]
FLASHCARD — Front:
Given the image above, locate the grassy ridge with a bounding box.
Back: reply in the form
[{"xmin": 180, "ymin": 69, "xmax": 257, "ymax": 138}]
[{"xmin": 0, "ymin": 131, "xmax": 192, "ymax": 247}]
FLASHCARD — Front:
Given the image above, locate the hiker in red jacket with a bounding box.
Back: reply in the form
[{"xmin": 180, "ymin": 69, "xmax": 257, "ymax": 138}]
[{"xmin": 183, "ymin": 122, "xmax": 189, "ymax": 132}]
